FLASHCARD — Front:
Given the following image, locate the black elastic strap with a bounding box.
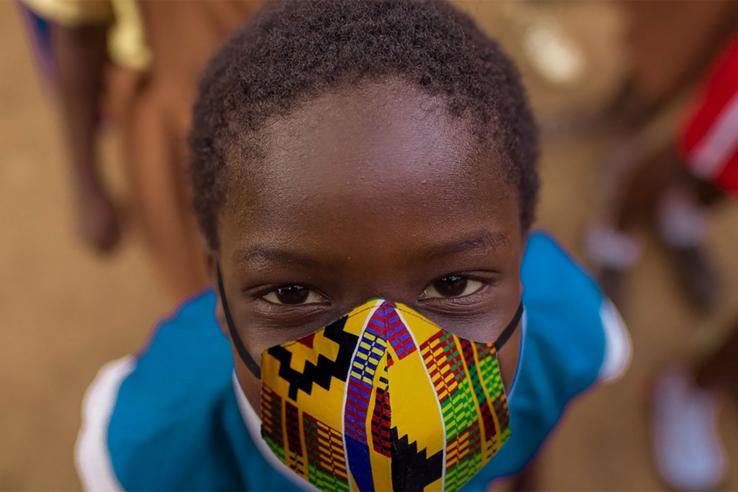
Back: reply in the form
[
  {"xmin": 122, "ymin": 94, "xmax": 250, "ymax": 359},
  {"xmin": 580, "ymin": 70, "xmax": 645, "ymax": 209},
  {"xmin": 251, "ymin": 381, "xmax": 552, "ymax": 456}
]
[
  {"xmin": 216, "ymin": 264, "xmax": 262, "ymax": 378},
  {"xmin": 493, "ymin": 302, "xmax": 524, "ymax": 351}
]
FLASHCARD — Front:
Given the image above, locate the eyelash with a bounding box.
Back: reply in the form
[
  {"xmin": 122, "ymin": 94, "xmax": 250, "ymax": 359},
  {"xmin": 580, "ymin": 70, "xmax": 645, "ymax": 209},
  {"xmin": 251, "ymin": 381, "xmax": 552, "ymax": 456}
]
[
  {"xmin": 246, "ymin": 284, "xmax": 332, "ymax": 328},
  {"xmin": 252, "ymin": 283, "xmax": 325, "ymax": 303},
  {"xmin": 256, "ymin": 274, "xmax": 492, "ymax": 307}
]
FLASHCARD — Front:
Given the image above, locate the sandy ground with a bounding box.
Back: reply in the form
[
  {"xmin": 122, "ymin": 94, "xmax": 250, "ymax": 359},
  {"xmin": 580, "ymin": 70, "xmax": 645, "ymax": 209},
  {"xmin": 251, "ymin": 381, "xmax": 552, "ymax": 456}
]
[{"xmin": 2, "ymin": 2, "xmax": 738, "ymax": 490}]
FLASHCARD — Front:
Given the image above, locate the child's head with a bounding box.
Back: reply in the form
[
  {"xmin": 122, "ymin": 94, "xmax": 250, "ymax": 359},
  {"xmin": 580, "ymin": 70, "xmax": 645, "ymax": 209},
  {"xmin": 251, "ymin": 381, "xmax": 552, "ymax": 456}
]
[{"xmin": 190, "ymin": 0, "xmax": 538, "ymax": 399}]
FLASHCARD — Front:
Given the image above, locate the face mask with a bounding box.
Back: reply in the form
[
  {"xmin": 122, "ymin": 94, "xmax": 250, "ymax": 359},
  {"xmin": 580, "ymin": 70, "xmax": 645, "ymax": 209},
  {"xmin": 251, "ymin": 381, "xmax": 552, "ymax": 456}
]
[{"xmin": 217, "ymin": 268, "xmax": 522, "ymax": 492}]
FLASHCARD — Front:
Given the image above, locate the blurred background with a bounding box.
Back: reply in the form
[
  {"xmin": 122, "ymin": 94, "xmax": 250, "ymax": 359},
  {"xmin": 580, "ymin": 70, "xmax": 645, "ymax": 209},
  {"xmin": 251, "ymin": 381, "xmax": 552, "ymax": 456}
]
[{"xmin": 2, "ymin": 0, "xmax": 738, "ymax": 489}]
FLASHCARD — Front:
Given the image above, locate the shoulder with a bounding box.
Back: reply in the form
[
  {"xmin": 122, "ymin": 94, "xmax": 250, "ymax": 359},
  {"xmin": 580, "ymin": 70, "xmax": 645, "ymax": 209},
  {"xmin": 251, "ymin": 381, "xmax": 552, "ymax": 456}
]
[
  {"xmin": 520, "ymin": 231, "xmax": 630, "ymax": 385},
  {"xmin": 469, "ymin": 232, "xmax": 630, "ymax": 484},
  {"xmin": 521, "ymin": 231, "xmax": 602, "ymax": 306},
  {"xmin": 75, "ymin": 291, "xmax": 242, "ymax": 491},
  {"xmin": 75, "ymin": 356, "xmax": 134, "ymax": 491}
]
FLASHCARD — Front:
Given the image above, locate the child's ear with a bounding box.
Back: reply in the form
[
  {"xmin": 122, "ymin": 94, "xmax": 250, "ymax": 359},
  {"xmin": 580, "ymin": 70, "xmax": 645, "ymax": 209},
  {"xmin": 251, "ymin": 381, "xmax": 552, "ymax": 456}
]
[{"xmin": 201, "ymin": 232, "xmax": 215, "ymax": 273}]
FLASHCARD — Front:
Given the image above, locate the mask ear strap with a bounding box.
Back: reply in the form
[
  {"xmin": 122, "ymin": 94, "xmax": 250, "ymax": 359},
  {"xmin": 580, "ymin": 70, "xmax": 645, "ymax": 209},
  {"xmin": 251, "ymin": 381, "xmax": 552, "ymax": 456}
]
[
  {"xmin": 216, "ymin": 263, "xmax": 262, "ymax": 378},
  {"xmin": 493, "ymin": 302, "xmax": 524, "ymax": 351}
]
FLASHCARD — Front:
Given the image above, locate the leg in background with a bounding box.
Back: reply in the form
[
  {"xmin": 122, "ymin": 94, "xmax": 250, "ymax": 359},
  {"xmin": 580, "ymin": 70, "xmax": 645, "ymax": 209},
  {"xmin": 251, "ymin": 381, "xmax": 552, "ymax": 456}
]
[
  {"xmin": 122, "ymin": 84, "xmax": 208, "ymax": 299},
  {"xmin": 50, "ymin": 22, "xmax": 121, "ymax": 252},
  {"xmin": 651, "ymin": 316, "xmax": 738, "ymax": 491}
]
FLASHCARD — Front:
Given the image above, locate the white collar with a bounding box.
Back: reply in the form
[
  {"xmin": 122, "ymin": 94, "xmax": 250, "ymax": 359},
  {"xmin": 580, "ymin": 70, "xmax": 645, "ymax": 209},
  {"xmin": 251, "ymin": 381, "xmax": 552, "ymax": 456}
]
[{"xmin": 231, "ymin": 374, "xmax": 317, "ymax": 491}]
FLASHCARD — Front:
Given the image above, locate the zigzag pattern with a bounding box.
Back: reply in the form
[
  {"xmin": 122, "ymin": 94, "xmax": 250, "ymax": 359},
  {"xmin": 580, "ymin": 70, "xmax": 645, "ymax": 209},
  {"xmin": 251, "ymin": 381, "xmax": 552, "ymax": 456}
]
[
  {"xmin": 260, "ymin": 299, "xmax": 512, "ymax": 491},
  {"xmin": 389, "ymin": 427, "xmax": 444, "ymax": 491},
  {"xmin": 267, "ymin": 316, "xmax": 359, "ymax": 400}
]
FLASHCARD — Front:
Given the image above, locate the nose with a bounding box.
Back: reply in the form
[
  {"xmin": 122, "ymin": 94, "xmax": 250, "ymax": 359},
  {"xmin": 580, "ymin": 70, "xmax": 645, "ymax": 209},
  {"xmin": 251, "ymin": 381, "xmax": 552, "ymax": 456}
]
[{"xmin": 360, "ymin": 301, "xmax": 416, "ymax": 362}]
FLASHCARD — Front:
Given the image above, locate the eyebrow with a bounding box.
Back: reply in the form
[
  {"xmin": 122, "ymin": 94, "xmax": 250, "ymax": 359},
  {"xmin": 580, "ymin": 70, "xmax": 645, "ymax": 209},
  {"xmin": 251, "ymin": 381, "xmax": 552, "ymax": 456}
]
[
  {"xmin": 234, "ymin": 247, "xmax": 326, "ymax": 269},
  {"xmin": 417, "ymin": 231, "xmax": 510, "ymax": 260},
  {"xmin": 233, "ymin": 231, "xmax": 509, "ymax": 268}
]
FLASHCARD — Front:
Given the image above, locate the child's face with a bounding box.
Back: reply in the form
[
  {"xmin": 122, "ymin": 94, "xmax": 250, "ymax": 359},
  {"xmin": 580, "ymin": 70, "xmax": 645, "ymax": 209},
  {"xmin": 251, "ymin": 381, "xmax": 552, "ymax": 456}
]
[{"xmin": 215, "ymin": 80, "xmax": 525, "ymax": 407}]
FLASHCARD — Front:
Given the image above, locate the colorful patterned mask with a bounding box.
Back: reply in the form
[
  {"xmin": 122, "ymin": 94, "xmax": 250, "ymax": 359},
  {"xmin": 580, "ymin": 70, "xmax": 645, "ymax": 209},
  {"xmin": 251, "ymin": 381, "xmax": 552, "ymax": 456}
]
[{"xmin": 217, "ymin": 272, "xmax": 521, "ymax": 492}]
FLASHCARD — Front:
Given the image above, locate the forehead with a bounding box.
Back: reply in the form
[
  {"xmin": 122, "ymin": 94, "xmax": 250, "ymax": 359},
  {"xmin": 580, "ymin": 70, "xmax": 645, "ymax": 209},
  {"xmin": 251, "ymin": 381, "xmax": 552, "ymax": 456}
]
[{"xmin": 220, "ymin": 80, "xmax": 518, "ymax": 258}]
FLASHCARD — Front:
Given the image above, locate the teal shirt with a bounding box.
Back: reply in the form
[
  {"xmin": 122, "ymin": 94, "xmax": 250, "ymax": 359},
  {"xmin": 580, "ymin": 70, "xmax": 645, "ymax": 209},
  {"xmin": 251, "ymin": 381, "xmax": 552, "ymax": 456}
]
[{"xmin": 76, "ymin": 232, "xmax": 629, "ymax": 491}]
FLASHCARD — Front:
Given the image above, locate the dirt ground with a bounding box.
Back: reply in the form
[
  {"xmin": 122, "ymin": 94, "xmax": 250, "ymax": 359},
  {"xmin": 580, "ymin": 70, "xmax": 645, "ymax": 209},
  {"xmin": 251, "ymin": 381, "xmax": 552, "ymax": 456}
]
[{"xmin": 2, "ymin": 2, "xmax": 738, "ymax": 490}]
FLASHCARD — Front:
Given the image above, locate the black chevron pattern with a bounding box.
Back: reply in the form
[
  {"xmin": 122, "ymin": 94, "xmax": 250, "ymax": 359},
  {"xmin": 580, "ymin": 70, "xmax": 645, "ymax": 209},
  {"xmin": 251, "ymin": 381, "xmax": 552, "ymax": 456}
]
[
  {"xmin": 266, "ymin": 316, "xmax": 360, "ymax": 400},
  {"xmin": 390, "ymin": 427, "xmax": 444, "ymax": 491}
]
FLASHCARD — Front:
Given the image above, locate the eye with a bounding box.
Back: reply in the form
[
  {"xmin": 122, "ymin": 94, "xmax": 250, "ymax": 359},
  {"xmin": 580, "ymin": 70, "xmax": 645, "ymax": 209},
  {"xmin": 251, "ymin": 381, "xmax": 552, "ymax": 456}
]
[
  {"xmin": 421, "ymin": 275, "xmax": 486, "ymax": 299},
  {"xmin": 261, "ymin": 284, "xmax": 327, "ymax": 305}
]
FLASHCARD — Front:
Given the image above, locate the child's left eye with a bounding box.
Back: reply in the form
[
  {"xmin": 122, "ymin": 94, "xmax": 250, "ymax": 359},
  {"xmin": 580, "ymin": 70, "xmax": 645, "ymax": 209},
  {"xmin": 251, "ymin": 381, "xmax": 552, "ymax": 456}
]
[
  {"xmin": 262, "ymin": 285, "xmax": 327, "ymax": 305},
  {"xmin": 421, "ymin": 275, "xmax": 485, "ymax": 299}
]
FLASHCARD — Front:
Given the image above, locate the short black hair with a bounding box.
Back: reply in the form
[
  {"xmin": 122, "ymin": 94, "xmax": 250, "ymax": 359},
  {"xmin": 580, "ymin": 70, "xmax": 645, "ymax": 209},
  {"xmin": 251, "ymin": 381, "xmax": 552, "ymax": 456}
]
[{"xmin": 190, "ymin": 0, "xmax": 539, "ymax": 250}]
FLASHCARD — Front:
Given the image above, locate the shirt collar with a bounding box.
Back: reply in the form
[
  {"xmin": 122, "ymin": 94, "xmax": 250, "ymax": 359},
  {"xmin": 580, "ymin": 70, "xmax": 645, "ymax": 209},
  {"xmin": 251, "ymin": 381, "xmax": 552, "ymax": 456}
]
[{"xmin": 231, "ymin": 373, "xmax": 317, "ymax": 491}]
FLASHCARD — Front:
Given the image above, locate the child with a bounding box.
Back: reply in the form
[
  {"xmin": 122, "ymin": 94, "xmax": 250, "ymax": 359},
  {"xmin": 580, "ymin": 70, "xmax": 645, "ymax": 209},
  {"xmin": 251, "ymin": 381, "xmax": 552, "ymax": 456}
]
[{"xmin": 75, "ymin": 1, "xmax": 630, "ymax": 490}]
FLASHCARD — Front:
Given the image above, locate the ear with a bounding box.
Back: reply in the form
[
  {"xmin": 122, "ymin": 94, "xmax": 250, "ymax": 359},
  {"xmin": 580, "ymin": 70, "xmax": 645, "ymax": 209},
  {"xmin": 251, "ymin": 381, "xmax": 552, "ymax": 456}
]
[{"xmin": 203, "ymin": 244, "xmax": 216, "ymax": 279}]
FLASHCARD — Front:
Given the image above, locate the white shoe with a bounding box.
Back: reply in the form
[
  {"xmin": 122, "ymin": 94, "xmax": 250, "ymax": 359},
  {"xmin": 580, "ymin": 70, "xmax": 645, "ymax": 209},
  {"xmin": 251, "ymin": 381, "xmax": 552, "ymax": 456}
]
[{"xmin": 651, "ymin": 366, "xmax": 726, "ymax": 491}]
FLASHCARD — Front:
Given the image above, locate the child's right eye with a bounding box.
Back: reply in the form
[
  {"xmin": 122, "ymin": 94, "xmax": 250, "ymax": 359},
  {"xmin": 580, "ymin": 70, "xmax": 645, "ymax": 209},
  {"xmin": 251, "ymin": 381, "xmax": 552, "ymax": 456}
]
[{"xmin": 261, "ymin": 285, "xmax": 327, "ymax": 305}]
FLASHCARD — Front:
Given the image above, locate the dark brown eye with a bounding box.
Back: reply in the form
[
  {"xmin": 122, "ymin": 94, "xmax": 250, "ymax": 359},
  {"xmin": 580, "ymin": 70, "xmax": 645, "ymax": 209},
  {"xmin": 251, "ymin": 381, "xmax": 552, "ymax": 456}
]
[
  {"xmin": 275, "ymin": 285, "xmax": 308, "ymax": 304},
  {"xmin": 262, "ymin": 284, "xmax": 325, "ymax": 305},
  {"xmin": 433, "ymin": 275, "xmax": 468, "ymax": 297},
  {"xmin": 422, "ymin": 275, "xmax": 485, "ymax": 300}
]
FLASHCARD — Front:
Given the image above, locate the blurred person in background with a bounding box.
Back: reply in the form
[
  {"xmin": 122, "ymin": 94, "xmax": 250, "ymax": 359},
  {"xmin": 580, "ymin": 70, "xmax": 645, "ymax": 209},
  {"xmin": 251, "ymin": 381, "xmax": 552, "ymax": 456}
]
[
  {"xmin": 647, "ymin": 36, "xmax": 738, "ymax": 491},
  {"xmin": 19, "ymin": 0, "xmax": 263, "ymax": 299},
  {"xmin": 584, "ymin": 7, "xmax": 738, "ymax": 490},
  {"xmin": 585, "ymin": 0, "xmax": 738, "ymax": 311}
]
